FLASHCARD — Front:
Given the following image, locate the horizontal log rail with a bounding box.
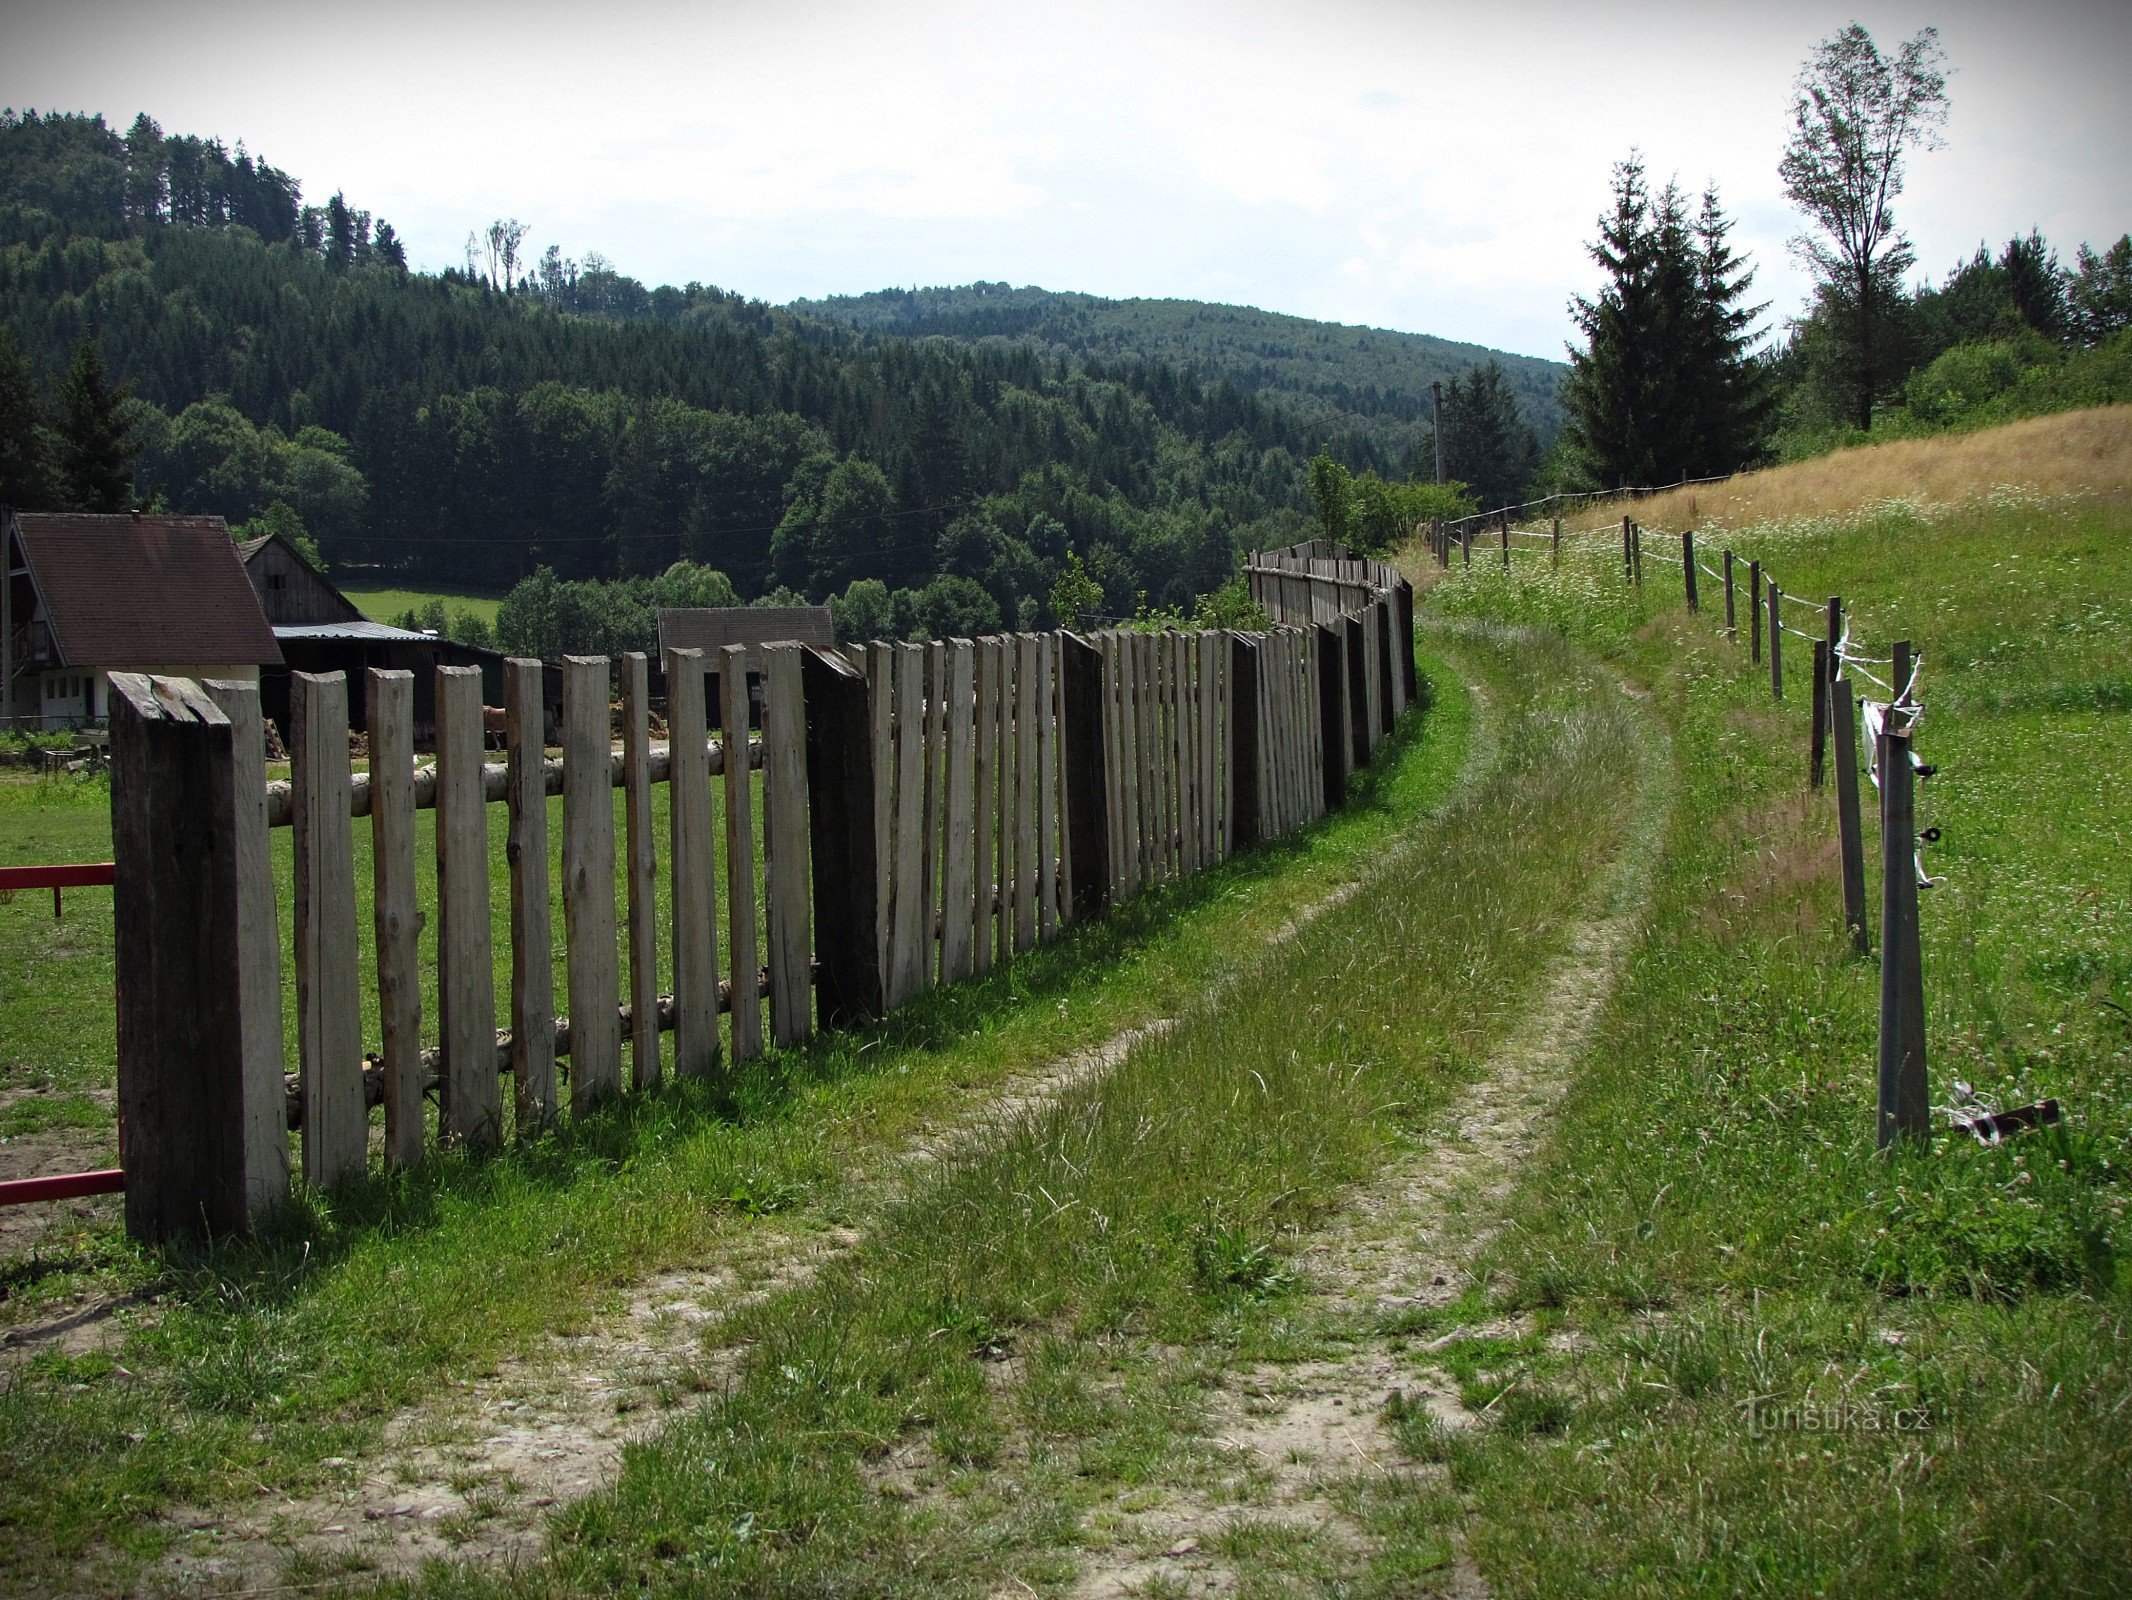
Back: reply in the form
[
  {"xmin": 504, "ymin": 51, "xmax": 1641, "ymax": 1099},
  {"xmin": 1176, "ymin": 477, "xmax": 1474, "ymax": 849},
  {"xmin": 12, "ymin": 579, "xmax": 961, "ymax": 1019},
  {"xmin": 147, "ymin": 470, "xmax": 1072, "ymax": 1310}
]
[{"xmin": 261, "ymin": 734, "xmax": 766, "ymax": 828}]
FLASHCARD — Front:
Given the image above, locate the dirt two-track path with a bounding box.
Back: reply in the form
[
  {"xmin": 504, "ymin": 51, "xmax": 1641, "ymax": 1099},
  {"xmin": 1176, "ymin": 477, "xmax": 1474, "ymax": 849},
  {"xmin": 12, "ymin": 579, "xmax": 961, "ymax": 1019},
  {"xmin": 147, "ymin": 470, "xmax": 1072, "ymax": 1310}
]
[
  {"xmin": 139, "ymin": 648, "xmax": 1659, "ymax": 1600},
  {"xmin": 1060, "ymin": 688, "xmax": 1666, "ymax": 1599}
]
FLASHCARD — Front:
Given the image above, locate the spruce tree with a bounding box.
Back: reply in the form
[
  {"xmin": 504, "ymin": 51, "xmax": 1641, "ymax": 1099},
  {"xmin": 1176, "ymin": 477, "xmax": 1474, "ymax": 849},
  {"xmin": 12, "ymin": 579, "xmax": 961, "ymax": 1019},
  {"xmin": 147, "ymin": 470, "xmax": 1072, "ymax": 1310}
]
[
  {"xmin": 1436, "ymin": 362, "xmax": 1539, "ymax": 509},
  {"xmin": 1682, "ymin": 189, "xmax": 1772, "ymax": 476},
  {"xmin": 55, "ymin": 339, "xmax": 137, "ymax": 513},
  {"xmin": 1562, "ymin": 155, "xmax": 1668, "ymax": 488},
  {"xmin": 1563, "ymin": 157, "xmax": 1767, "ymax": 488},
  {"xmin": 0, "ymin": 326, "xmax": 58, "ymax": 510}
]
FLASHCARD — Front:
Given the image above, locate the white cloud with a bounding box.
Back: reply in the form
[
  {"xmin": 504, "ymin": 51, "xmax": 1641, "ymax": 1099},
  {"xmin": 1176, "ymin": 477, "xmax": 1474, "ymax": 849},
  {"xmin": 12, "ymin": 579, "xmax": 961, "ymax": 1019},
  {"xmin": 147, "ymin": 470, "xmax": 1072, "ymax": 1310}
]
[{"xmin": 3, "ymin": 0, "xmax": 2124, "ymax": 360}]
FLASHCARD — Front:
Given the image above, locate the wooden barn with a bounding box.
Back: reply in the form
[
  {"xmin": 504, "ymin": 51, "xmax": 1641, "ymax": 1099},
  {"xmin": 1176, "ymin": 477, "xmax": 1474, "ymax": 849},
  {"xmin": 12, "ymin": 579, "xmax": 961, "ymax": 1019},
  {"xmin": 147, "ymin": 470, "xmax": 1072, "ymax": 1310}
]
[
  {"xmin": 235, "ymin": 534, "xmax": 513, "ymax": 742},
  {"xmin": 2, "ymin": 510, "xmax": 283, "ymax": 730}
]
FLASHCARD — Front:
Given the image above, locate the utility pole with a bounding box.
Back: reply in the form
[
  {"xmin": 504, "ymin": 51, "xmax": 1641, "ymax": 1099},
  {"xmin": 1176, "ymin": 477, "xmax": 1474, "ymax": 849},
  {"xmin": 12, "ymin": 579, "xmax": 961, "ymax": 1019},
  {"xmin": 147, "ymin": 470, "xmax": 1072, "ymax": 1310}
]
[{"xmin": 1431, "ymin": 381, "xmax": 1445, "ymax": 485}]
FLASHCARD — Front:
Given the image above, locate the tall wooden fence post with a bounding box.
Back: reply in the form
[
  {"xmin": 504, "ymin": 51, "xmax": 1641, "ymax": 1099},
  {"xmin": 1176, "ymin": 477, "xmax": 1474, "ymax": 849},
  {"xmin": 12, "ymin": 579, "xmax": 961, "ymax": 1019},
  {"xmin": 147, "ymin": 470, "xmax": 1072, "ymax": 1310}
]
[
  {"xmin": 1621, "ymin": 515, "xmax": 1632, "ymax": 583},
  {"xmin": 1059, "ymin": 631, "xmax": 1110, "ymax": 922},
  {"xmin": 368, "ymin": 668, "xmax": 426, "ymax": 1164},
  {"xmin": 1749, "ymin": 560, "xmax": 1763, "ymax": 664},
  {"xmin": 620, "ymin": 653, "xmax": 661, "ymax": 1090},
  {"xmin": 110, "ymin": 674, "xmax": 289, "ymax": 1240},
  {"xmin": 504, "ymin": 657, "xmax": 557, "ymax": 1128},
  {"xmin": 1551, "ymin": 517, "xmax": 1561, "ymax": 567},
  {"xmin": 1315, "ymin": 622, "xmax": 1348, "ymax": 811},
  {"xmin": 1830, "ymin": 675, "xmax": 1869, "ymax": 955},
  {"xmin": 719, "ymin": 647, "xmax": 765, "ymax": 1063},
  {"xmin": 761, "ymin": 643, "xmax": 814, "ymax": 1046},
  {"xmin": 1768, "ymin": 579, "xmax": 1783, "ymax": 700},
  {"xmin": 1821, "ymin": 595, "xmax": 1843, "ymax": 785},
  {"xmin": 1227, "ymin": 633, "xmax": 1262, "ymax": 851},
  {"xmin": 436, "ymin": 664, "xmax": 501, "ymax": 1147},
  {"xmin": 803, "ymin": 643, "xmax": 881, "ymax": 1029},
  {"xmin": 562, "ymin": 655, "xmax": 622, "ymax": 1115},
  {"xmin": 1877, "ymin": 651, "xmax": 1929, "ymax": 1149},
  {"xmin": 1682, "ymin": 528, "xmax": 1699, "ymax": 613},
  {"xmin": 1500, "ymin": 515, "xmax": 1510, "ymax": 569},
  {"xmin": 1395, "ymin": 576, "xmax": 1418, "ymax": 705},
  {"xmin": 292, "ymin": 670, "xmax": 366, "ymax": 1185},
  {"xmin": 665, "ymin": 647, "xmax": 720, "ymax": 1079},
  {"xmin": 1810, "ymin": 641, "xmax": 1830, "ymax": 789}
]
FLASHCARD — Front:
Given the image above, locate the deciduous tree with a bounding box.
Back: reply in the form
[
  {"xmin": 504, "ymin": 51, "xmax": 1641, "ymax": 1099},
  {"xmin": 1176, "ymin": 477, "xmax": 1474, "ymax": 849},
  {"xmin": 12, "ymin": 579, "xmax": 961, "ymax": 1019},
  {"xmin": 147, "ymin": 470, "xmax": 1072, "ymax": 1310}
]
[{"xmin": 1780, "ymin": 24, "xmax": 1949, "ymax": 430}]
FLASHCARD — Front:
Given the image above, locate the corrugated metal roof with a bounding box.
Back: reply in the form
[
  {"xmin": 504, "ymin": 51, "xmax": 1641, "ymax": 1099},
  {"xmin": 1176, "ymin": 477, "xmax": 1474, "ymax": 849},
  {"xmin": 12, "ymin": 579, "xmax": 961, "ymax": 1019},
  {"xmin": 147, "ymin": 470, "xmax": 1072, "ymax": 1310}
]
[
  {"xmin": 273, "ymin": 621, "xmax": 438, "ymax": 643},
  {"xmin": 9, "ymin": 513, "xmax": 283, "ymax": 668}
]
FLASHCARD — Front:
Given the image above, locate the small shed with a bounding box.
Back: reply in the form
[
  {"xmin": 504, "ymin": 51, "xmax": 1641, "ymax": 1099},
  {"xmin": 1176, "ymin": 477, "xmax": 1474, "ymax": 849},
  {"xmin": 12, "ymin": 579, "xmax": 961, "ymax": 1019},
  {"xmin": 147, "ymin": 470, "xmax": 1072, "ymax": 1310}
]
[
  {"xmin": 234, "ymin": 534, "xmax": 521, "ymax": 743},
  {"xmin": 657, "ymin": 606, "xmax": 834, "ymax": 726},
  {"xmin": 3, "ymin": 510, "xmax": 282, "ymax": 730},
  {"xmin": 261, "ymin": 622, "xmax": 511, "ymax": 745},
  {"xmin": 237, "ymin": 532, "xmax": 367, "ymax": 627}
]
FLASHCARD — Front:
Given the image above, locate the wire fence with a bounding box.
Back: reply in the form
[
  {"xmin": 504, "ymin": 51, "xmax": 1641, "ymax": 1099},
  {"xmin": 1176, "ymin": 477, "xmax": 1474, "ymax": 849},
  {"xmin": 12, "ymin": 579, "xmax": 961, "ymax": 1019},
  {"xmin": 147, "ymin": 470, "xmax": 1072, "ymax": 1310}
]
[{"xmin": 1429, "ymin": 510, "xmax": 1940, "ymax": 1151}]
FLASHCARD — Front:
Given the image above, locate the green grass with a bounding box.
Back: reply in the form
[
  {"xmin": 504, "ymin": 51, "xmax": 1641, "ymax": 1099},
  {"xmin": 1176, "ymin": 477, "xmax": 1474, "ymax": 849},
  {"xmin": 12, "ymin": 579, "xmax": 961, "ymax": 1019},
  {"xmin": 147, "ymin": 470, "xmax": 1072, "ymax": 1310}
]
[
  {"xmin": 0, "ymin": 645, "xmax": 1474, "ymax": 1591},
  {"xmin": 388, "ymin": 622, "xmax": 1644, "ymax": 1596},
  {"xmin": 0, "ymin": 762, "xmax": 772, "ymax": 1154},
  {"xmin": 1402, "ymin": 489, "xmax": 2132, "ymax": 1595},
  {"xmin": 339, "ymin": 584, "xmax": 506, "ymax": 627}
]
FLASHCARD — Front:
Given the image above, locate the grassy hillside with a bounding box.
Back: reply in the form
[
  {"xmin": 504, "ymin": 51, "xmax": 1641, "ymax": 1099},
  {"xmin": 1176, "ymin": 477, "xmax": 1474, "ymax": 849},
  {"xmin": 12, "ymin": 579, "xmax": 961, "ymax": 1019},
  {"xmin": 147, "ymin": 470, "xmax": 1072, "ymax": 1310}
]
[
  {"xmin": 788, "ymin": 281, "xmax": 1566, "ymax": 457},
  {"xmin": 1418, "ymin": 406, "xmax": 2131, "ymax": 1594},
  {"xmin": 1564, "ymin": 404, "xmax": 2132, "ymax": 533},
  {"xmin": 338, "ymin": 584, "xmax": 504, "ymax": 628}
]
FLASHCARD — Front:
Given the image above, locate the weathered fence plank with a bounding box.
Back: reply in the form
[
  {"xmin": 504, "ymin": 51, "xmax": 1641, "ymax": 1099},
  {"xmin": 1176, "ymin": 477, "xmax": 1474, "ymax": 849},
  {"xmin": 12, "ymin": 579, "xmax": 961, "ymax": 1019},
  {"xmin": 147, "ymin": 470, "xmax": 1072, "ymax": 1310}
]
[
  {"xmin": 868, "ymin": 641, "xmax": 894, "ymax": 983},
  {"xmin": 367, "ymin": 669, "xmax": 426, "ymax": 1164},
  {"xmin": 762, "ymin": 643, "xmax": 812, "ymax": 1046},
  {"xmin": 889, "ymin": 643, "xmax": 928, "ymax": 1005},
  {"xmin": 1037, "ymin": 633, "xmax": 1060, "ymax": 939},
  {"xmin": 803, "ymin": 644, "xmax": 881, "ymax": 1029},
  {"xmin": 1197, "ymin": 630, "xmax": 1221, "ymax": 864},
  {"xmin": 942, "ymin": 639, "xmax": 978, "ymax": 976},
  {"xmin": 504, "ymin": 658, "xmax": 557, "ymax": 1129},
  {"xmin": 436, "ymin": 664, "xmax": 501, "ymax": 1147},
  {"xmin": 665, "ymin": 647, "xmax": 719, "ymax": 1079},
  {"xmin": 111, "ymin": 674, "xmax": 287, "ymax": 1240},
  {"xmin": 973, "ymin": 637, "xmax": 1000, "ymax": 972},
  {"xmin": 719, "ymin": 646, "xmax": 764, "ymax": 1061},
  {"xmin": 1060, "ymin": 631, "xmax": 1107, "ymax": 921},
  {"xmin": 563, "ymin": 656, "xmax": 622, "ymax": 1114},
  {"xmin": 620, "ymin": 654, "xmax": 661, "ymax": 1090},
  {"xmin": 1015, "ymin": 632, "xmax": 1040, "ymax": 949},
  {"xmin": 292, "ymin": 670, "xmax": 367, "ymax": 1183},
  {"xmin": 1228, "ymin": 632, "xmax": 1261, "ymax": 851}
]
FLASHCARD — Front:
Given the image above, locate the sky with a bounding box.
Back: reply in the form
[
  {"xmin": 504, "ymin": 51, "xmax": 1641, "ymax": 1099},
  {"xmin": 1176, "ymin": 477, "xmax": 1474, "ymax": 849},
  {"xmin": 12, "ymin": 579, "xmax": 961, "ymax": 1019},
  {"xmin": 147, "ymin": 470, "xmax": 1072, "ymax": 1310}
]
[{"xmin": 5, "ymin": 0, "xmax": 2127, "ymax": 362}]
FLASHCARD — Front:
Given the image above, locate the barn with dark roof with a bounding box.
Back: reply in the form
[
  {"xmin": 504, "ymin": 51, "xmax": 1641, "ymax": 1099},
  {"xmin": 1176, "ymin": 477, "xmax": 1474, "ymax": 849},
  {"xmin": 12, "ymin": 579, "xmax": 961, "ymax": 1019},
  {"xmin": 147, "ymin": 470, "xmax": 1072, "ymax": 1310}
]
[{"xmin": 2, "ymin": 510, "xmax": 283, "ymax": 730}]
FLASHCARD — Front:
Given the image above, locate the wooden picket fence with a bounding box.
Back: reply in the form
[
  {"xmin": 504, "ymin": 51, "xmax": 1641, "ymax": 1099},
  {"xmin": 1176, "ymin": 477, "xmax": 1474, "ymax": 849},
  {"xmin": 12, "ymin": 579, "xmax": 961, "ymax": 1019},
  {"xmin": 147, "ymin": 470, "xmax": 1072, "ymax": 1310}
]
[{"xmin": 105, "ymin": 556, "xmax": 1415, "ymax": 1241}]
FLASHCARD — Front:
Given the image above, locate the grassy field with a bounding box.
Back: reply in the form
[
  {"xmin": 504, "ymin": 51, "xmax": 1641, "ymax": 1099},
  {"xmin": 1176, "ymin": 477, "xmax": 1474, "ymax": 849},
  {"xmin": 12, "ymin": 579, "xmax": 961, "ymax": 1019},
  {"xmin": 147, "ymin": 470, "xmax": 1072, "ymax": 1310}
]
[
  {"xmin": 0, "ymin": 764, "xmax": 772, "ymax": 1159},
  {"xmin": 0, "ymin": 642, "xmax": 1474, "ymax": 1592},
  {"xmin": 407, "ymin": 619, "xmax": 1638, "ymax": 1598},
  {"xmin": 5, "ymin": 408, "xmax": 2126, "ymax": 1595},
  {"xmin": 1410, "ymin": 411, "xmax": 2131, "ymax": 1594},
  {"xmin": 338, "ymin": 585, "xmax": 506, "ymax": 627}
]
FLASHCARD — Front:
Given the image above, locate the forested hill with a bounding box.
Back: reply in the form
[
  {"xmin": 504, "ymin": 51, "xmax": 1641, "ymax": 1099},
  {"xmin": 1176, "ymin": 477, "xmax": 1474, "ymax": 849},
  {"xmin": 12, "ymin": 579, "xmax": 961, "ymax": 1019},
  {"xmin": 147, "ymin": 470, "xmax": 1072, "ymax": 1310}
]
[
  {"xmin": 0, "ymin": 110, "xmax": 1419, "ymax": 632},
  {"xmin": 787, "ymin": 282, "xmax": 1566, "ymax": 456}
]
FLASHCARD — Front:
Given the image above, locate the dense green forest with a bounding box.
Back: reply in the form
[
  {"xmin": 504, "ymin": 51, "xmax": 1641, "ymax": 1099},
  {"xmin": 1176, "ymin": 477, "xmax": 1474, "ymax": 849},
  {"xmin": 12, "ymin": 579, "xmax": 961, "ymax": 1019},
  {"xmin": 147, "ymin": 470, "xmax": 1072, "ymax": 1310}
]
[
  {"xmin": 789, "ymin": 281, "xmax": 1565, "ymax": 461},
  {"xmin": 0, "ymin": 108, "xmax": 1454, "ymax": 642}
]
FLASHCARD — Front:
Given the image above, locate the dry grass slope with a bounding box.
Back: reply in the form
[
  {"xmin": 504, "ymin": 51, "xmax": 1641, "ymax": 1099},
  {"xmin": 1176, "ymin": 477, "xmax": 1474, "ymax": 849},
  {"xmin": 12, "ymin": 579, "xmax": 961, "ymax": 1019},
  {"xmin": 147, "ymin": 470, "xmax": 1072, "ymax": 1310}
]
[{"xmin": 1566, "ymin": 405, "xmax": 2132, "ymax": 533}]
